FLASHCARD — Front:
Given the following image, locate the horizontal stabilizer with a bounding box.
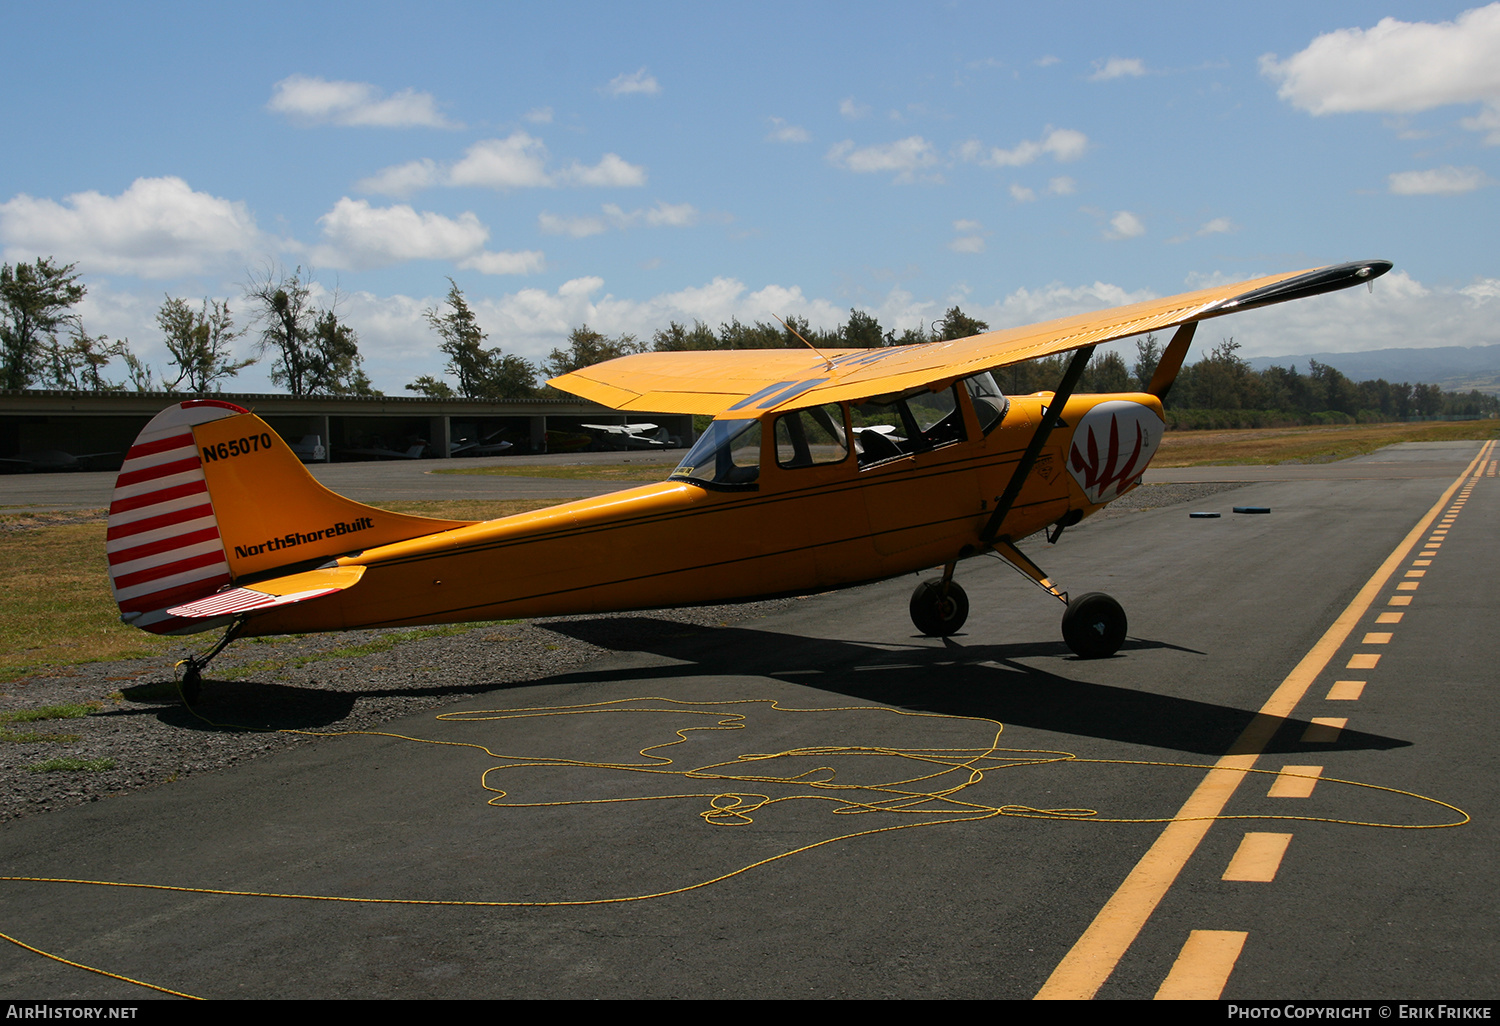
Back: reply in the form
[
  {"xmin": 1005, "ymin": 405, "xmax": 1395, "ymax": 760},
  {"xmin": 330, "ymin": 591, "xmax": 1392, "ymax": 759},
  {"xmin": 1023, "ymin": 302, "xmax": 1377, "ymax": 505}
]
[{"xmin": 167, "ymin": 566, "xmax": 366, "ymax": 620}]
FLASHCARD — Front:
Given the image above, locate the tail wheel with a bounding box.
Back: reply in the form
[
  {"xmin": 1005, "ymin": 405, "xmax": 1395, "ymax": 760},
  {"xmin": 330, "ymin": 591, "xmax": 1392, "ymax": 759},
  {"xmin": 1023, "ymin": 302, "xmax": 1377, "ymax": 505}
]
[
  {"xmin": 910, "ymin": 579, "xmax": 969, "ymax": 636},
  {"xmin": 1062, "ymin": 592, "xmax": 1127, "ymax": 658}
]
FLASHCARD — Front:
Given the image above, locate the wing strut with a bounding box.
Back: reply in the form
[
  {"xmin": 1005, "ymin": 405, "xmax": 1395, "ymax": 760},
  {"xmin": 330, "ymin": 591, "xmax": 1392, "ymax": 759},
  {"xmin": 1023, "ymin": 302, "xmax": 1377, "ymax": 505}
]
[
  {"xmin": 980, "ymin": 344, "xmax": 1097, "ymax": 546},
  {"xmin": 1146, "ymin": 321, "xmax": 1197, "ymax": 400}
]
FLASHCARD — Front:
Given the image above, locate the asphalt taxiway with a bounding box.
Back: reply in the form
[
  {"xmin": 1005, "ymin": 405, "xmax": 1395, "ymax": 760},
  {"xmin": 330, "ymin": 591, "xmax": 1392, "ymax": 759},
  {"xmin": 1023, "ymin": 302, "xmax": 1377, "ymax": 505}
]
[{"xmin": 1, "ymin": 441, "xmax": 1495, "ymax": 999}]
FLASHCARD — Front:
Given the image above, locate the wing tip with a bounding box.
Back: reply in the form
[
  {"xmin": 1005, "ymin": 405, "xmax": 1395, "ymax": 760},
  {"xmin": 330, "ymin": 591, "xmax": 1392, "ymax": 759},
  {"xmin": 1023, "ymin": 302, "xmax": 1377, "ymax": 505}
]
[{"xmin": 1212, "ymin": 259, "xmax": 1393, "ymax": 314}]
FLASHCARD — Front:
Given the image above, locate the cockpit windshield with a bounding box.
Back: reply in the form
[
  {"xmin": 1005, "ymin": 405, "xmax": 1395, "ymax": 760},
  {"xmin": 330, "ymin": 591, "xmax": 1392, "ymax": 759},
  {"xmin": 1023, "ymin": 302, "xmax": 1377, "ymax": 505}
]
[{"xmin": 669, "ymin": 418, "xmax": 762, "ymax": 488}]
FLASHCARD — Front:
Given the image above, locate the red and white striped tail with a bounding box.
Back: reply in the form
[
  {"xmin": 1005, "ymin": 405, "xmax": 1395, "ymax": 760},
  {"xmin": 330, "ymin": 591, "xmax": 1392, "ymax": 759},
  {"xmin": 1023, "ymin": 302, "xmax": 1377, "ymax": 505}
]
[{"xmin": 106, "ymin": 400, "xmax": 245, "ymax": 635}]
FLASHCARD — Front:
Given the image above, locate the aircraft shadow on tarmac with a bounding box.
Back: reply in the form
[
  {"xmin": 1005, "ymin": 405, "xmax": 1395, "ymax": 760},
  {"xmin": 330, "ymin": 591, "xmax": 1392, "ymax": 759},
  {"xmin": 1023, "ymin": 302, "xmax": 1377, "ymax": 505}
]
[
  {"xmin": 112, "ymin": 678, "xmax": 511, "ymax": 732},
  {"xmin": 537, "ymin": 616, "xmax": 1412, "ymax": 758},
  {"xmin": 108, "ymin": 615, "xmax": 1412, "ymax": 755}
]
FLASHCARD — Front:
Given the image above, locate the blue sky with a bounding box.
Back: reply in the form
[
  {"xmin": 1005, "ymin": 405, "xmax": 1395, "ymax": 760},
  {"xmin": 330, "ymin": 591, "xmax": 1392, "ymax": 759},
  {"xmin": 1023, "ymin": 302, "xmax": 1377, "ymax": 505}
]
[{"xmin": 3, "ymin": 1, "xmax": 1497, "ymax": 393}]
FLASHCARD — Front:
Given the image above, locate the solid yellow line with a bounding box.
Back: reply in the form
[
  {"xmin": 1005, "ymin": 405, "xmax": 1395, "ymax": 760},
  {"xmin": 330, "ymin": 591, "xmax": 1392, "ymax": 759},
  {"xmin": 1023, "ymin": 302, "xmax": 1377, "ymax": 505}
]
[
  {"xmin": 1034, "ymin": 440, "xmax": 1489, "ymax": 1001},
  {"xmin": 1154, "ymin": 930, "xmax": 1249, "ymax": 999}
]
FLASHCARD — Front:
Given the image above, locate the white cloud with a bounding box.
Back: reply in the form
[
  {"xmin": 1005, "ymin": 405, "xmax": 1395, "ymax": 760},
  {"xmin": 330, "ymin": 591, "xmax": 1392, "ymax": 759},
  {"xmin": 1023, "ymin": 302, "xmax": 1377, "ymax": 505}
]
[
  {"xmin": 766, "ymin": 117, "xmax": 810, "ymax": 143},
  {"xmin": 839, "ymin": 97, "xmax": 871, "ymax": 120},
  {"xmin": 356, "ymin": 159, "xmax": 441, "ymax": 198},
  {"xmin": 826, "ymin": 137, "xmax": 941, "ymax": 183},
  {"xmin": 605, "ymin": 68, "xmax": 660, "ymax": 96},
  {"xmin": 1047, "ymin": 176, "xmax": 1077, "ymax": 195},
  {"xmin": 363, "ymin": 133, "xmax": 647, "ymax": 194},
  {"xmin": 312, "ymin": 198, "xmax": 488, "ymax": 268},
  {"xmin": 1388, "ymin": 165, "xmax": 1490, "ymax": 195},
  {"xmin": 539, "ymin": 212, "xmax": 609, "ymax": 238},
  {"xmin": 458, "ymin": 250, "xmax": 546, "ymax": 276},
  {"xmin": 540, "ymin": 201, "xmax": 700, "ymax": 237},
  {"xmin": 554, "ymin": 153, "xmax": 648, "ymax": 187},
  {"xmin": 972, "ymin": 127, "xmax": 1089, "ymax": 167},
  {"xmin": 0, "ymin": 176, "xmax": 271, "ymax": 278},
  {"xmin": 1460, "ymin": 104, "xmax": 1500, "ymax": 144},
  {"xmin": 448, "ymin": 133, "xmax": 554, "ymax": 189},
  {"xmin": 1261, "ymin": 4, "xmax": 1500, "ymax": 141},
  {"xmin": 1009, "ymin": 184, "xmax": 1037, "ymax": 202},
  {"xmin": 1168, "ymin": 217, "xmax": 1239, "ymax": 244},
  {"xmin": 524, "ymin": 107, "xmax": 554, "ymax": 124},
  {"xmin": 310, "ymin": 198, "xmax": 541, "ymax": 276},
  {"xmin": 638, "ymin": 201, "xmax": 698, "ymax": 227},
  {"xmin": 1089, "ymin": 57, "xmax": 1147, "ymax": 81},
  {"xmin": 1034, "ymin": 55, "xmax": 1062, "ymax": 68},
  {"xmin": 949, "ymin": 219, "xmax": 987, "ymax": 253},
  {"xmin": 1105, "ymin": 210, "xmax": 1146, "ymax": 239},
  {"xmin": 267, "ymin": 74, "xmax": 458, "ymax": 128}
]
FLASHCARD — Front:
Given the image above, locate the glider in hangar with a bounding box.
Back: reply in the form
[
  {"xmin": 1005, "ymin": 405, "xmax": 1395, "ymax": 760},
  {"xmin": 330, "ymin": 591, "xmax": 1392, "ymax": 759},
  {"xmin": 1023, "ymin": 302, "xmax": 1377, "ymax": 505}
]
[{"xmin": 103, "ymin": 260, "xmax": 1391, "ymax": 697}]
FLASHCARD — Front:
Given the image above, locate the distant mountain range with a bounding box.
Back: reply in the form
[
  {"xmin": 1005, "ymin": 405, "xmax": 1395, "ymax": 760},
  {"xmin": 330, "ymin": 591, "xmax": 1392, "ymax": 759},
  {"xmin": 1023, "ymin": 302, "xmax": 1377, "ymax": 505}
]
[{"xmin": 1245, "ymin": 344, "xmax": 1500, "ymax": 395}]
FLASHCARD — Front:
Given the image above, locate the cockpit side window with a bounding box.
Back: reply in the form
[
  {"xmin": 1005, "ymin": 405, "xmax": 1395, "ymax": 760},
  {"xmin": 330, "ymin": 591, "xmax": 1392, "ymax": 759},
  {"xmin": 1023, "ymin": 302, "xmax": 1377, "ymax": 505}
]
[
  {"xmin": 851, "ymin": 384, "xmax": 966, "ymax": 468},
  {"xmin": 670, "ymin": 418, "xmax": 762, "ymax": 489},
  {"xmin": 963, "ymin": 371, "xmax": 1009, "ymax": 434},
  {"xmin": 774, "ymin": 404, "xmax": 849, "ymax": 468}
]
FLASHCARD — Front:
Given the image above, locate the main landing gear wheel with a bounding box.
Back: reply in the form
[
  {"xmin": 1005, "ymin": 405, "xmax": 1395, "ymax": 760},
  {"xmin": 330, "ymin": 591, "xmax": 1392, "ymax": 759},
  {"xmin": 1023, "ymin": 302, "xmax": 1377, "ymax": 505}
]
[
  {"xmin": 1061, "ymin": 592, "xmax": 1127, "ymax": 659},
  {"xmin": 910, "ymin": 578, "xmax": 969, "ymax": 636}
]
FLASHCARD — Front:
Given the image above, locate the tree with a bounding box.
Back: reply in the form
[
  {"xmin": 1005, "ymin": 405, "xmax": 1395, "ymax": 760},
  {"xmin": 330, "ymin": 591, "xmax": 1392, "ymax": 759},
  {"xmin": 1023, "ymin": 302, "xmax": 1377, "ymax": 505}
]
[
  {"xmin": 42, "ymin": 325, "xmax": 131, "ymax": 391},
  {"xmin": 542, "ymin": 325, "xmax": 645, "ymax": 378},
  {"xmin": 652, "ymin": 320, "xmax": 719, "ymax": 351},
  {"xmin": 157, "ymin": 297, "xmax": 253, "ymax": 393},
  {"xmin": 245, "ymin": 266, "xmax": 374, "ymax": 396},
  {"xmin": 307, "ymin": 310, "xmax": 377, "ymax": 396},
  {"xmin": 1132, "ymin": 333, "xmax": 1160, "ymax": 391},
  {"xmin": 841, "ymin": 309, "xmax": 885, "ymax": 348},
  {"xmin": 245, "ymin": 266, "xmax": 316, "ymax": 395},
  {"xmin": 935, "ymin": 306, "xmax": 989, "ymax": 342},
  {"xmin": 888, "ymin": 325, "xmax": 931, "ymax": 346},
  {"xmin": 1, "ymin": 258, "xmax": 87, "ymax": 389},
  {"xmin": 407, "ymin": 374, "xmax": 456, "ymax": 399},
  {"xmin": 414, "ymin": 279, "xmax": 536, "ymax": 398}
]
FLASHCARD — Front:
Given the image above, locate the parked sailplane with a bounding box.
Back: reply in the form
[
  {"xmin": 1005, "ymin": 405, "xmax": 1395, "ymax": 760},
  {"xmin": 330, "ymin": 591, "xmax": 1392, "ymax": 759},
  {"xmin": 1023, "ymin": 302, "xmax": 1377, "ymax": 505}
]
[{"xmin": 105, "ymin": 261, "xmax": 1391, "ymax": 696}]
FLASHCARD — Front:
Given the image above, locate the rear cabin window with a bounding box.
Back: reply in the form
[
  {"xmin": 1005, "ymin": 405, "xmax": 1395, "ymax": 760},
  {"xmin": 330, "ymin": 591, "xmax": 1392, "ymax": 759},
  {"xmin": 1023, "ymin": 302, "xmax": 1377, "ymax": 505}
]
[
  {"xmin": 851, "ymin": 384, "xmax": 966, "ymax": 468},
  {"xmin": 774, "ymin": 404, "xmax": 849, "ymax": 468}
]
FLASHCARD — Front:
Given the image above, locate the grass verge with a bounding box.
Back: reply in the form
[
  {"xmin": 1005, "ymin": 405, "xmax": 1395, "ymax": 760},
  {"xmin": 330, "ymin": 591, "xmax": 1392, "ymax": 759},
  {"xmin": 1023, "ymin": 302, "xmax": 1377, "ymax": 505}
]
[
  {"xmin": 430, "ymin": 462, "xmax": 676, "ymax": 482},
  {"xmin": 0, "ymin": 501, "xmax": 559, "ymax": 681},
  {"xmin": 27, "ymin": 758, "xmax": 114, "ymax": 773},
  {"xmin": 1154, "ymin": 420, "xmax": 1498, "ymax": 467}
]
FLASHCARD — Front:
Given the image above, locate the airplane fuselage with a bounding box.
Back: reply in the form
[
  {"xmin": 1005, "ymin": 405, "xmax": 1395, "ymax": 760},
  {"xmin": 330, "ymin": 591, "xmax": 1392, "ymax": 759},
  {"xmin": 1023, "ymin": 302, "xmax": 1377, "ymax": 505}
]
[{"xmin": 237, "ymin": 391, "xmax": 1164, "ymax": 636}]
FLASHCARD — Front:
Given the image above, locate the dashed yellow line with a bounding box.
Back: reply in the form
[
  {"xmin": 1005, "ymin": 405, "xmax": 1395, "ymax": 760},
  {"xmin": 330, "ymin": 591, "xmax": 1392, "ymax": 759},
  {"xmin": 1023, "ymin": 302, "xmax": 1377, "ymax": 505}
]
[
  {"xmin": 1268, "ymin": 766, "xmax": 1324, "ymax": 798},
  {"xmin": 1326, "ymin": 681, "xmax": 1365, "ymax": 701},
  {"xmin": 1222, "ymin": 833, "xmax": 1293, "ymax": 882},
  {"xmin": 1154, "ymin": 931, "xmax": 1248, "ymax": 1000},
  {"xmin": 1300, "ymin": 718, "xmax": 1347, "ymax": 744},
  {"xmin": 1034, "ymin": 440, "xmax": 1490, "ymax": 1001}
]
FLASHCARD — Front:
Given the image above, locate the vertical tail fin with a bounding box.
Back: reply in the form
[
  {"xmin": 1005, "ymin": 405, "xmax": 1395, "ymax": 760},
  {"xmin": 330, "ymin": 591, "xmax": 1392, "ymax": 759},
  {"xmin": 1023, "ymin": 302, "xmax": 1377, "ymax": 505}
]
[{"xmin": 107, "ymin": 401, "xmax": 472, "ymax": 635}]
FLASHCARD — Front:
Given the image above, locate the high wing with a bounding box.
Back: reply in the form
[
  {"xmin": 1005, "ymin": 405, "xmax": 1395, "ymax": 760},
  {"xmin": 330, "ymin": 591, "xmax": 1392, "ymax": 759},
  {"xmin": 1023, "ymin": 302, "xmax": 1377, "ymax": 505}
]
[{"xmin": 548, "ymin": 260, "xmax": 1391, "ymax": 415}]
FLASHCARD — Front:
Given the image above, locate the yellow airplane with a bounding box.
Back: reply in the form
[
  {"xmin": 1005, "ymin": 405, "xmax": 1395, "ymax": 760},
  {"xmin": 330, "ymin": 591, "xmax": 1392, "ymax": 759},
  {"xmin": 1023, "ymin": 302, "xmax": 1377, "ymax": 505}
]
[{"xmin": 105, "ymin": 260, "xmax": 1390, "ymax": 697}]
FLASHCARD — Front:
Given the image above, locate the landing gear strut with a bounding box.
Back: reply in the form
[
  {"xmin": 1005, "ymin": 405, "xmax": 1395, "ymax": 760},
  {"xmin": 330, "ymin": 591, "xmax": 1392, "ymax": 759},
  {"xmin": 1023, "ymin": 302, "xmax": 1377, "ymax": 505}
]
[
  {"xmin": 177, "ymin": 616, "xmax": 246, "ymax": 704},
  {"xmin": 914, "ymin": 540, "xmax": 1128, "ymax": 657}
]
